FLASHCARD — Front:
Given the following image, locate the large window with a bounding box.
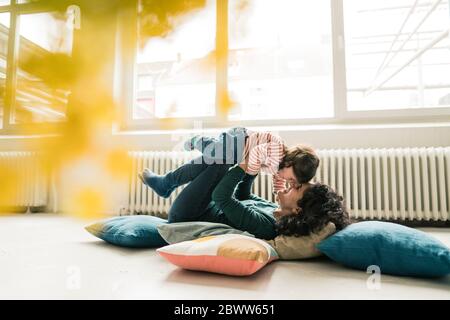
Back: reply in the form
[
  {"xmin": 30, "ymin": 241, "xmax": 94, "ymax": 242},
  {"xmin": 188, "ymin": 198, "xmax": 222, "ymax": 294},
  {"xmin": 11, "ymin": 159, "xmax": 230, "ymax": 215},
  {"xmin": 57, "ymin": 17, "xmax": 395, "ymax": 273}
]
[
  {"xmin": 127, "ymin": 0, "xmax": 450, "ymax": 129},
  {"xmin": 0, "ymin": 1, "xmax": 75, "ymax": 132},
  {"xmin": 344, "ymin": 0, "xmax": 450, "ymax": 111}
]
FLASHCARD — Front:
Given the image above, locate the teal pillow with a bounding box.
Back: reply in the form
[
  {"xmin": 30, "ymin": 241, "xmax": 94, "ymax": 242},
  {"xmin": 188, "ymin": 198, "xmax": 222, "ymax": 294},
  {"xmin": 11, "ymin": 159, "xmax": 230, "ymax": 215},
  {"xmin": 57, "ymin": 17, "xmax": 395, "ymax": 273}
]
[
  {"xmin": 317, "ymin": 221, "xmax": 450, "ymax": 278},
  {"xmin": 85, "ymin": 215, "xmax": 168, "ymax": 248}
]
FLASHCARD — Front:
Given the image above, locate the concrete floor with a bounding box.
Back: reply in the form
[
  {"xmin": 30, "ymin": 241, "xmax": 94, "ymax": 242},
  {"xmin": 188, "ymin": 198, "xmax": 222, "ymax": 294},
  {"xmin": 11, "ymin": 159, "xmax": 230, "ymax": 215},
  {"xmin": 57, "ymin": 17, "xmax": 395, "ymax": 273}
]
[{"xmin": 0, "ymin": 214, "xmax": 449, "ymax": 300}]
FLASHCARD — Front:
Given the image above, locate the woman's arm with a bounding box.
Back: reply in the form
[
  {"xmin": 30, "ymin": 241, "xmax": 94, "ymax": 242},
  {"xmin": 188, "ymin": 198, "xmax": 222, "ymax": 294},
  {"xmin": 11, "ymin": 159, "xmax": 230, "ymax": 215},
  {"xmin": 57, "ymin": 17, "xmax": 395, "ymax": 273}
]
[
  {"xmin": 234, "ymin": 173, "xmax": 272, "ymax": 203},
  {"xmin": 236, "ymin": 162, "xmax": 277, "ymax": 202},
  {"xmin": 234, "ymin": 173, "xmax": 256, "ymax": 200},
  {"xmin": 234, "ymin": 161, "xmax": 258, "ymax": 200},
  {"xmin": 211, "ymin": 166, "xmax": 275, "ymax": 239}
]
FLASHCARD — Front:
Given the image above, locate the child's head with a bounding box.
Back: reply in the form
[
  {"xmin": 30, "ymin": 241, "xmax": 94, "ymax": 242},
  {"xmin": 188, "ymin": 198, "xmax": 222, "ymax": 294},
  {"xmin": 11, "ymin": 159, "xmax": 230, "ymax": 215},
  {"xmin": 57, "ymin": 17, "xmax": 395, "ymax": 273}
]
[{"xmin": 278, "ymin": 145, "xmax": 319, "ymax": 185}]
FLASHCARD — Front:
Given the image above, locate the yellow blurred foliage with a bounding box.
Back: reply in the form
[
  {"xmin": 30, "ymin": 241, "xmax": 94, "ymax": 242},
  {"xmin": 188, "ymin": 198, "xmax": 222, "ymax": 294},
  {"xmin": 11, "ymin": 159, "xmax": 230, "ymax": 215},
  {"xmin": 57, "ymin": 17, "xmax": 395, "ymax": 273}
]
[
  {"xmin": 3, "ymin": 0, "xmax": 250, "ymax": 217},
  {"xmin": 139, "ymin": 0, "xmax": 207, "ymax": 45},
  {"xmin": 105, "ymin": 149, "xmax": 133, "ymax": 179},
  {"xmin": 218, "ymin": 90, "xmax": 237, "ymax": 119},
  {"xmin": 0, "ymin": 163, "xmax": 22, "ymax": 209},
  {"xmin": 71, "ymin": 187, "xmax": 106, "ymax": 220}
]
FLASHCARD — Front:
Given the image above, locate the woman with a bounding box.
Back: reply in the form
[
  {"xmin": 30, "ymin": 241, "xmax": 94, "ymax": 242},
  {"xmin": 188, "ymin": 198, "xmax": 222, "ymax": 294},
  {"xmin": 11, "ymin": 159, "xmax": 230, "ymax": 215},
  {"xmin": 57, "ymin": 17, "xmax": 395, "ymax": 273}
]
[{"xmin": 140, "ymin": 157, "xmax": 350, "ymax": 240}]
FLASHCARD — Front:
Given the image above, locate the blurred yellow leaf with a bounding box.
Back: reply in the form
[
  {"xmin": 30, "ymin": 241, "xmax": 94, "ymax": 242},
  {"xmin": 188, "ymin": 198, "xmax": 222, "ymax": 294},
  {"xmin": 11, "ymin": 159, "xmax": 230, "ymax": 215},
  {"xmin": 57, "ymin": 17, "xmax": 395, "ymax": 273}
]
[
  {"xmin": 218, "ymin": 90, "xmax": 236, "ymax": 118},
  {"xmin": 139, "ymin": 0, "xmax": 207, "ymax": 44},
  {"xmin": 71, "ymin": 188, "xmax": 106, "ymax": 220},
  {"xmin": 105, "ymin": 149, "xmax": 133, "ymax": 179},
  {"xmin": 0, "ymin": 163, "xmax": 22, "ymax": 210}
]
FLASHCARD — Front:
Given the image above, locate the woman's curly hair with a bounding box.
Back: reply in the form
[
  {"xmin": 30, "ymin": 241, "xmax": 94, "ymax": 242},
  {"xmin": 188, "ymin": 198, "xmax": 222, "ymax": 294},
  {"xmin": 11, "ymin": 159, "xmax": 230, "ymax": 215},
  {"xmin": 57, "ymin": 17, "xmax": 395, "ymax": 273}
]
[{"xmin": 275, "ymin": 183, "xmax": 352, "ymax": 236}]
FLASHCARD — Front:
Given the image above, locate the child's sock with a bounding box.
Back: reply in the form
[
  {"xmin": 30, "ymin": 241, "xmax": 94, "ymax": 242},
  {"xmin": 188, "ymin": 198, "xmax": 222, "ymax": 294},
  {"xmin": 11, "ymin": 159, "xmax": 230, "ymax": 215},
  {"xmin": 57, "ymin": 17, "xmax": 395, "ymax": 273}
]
[{"xmin": 139, "ymin": 169, "xmax": 175, "ymax": 198}]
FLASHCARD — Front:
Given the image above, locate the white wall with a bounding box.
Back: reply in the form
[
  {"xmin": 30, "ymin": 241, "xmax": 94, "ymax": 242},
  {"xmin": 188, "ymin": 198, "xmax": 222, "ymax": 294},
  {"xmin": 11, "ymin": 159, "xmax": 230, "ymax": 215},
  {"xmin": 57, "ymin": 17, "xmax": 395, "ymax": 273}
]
[{"xmin": 2, "ymin": 122, "xmax": 450, "ymax": 152}]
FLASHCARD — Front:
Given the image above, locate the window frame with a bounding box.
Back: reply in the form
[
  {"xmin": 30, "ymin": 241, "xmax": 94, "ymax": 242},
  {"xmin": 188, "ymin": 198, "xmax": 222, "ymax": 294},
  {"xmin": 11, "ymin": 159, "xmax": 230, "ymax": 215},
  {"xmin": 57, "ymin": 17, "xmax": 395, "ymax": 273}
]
[
  {"xmin": 117, "ymin": 0, "xmax": 245, "ymax": 130},
  {"xmin": 0, "ymin": 0, "xmax": 78, "ymax": 135}
]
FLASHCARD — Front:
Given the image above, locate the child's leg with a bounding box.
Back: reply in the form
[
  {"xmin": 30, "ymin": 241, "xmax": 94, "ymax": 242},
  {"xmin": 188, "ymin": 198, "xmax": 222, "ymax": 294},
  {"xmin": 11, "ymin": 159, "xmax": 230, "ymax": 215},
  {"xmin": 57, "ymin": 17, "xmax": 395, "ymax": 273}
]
[
  {"xmin": 185, "ymin": 127, "xmax": 247, "ymax": 165},
  {"xmin": 139, "ymin": 156, "xmax": 209, "ymax": 198}
]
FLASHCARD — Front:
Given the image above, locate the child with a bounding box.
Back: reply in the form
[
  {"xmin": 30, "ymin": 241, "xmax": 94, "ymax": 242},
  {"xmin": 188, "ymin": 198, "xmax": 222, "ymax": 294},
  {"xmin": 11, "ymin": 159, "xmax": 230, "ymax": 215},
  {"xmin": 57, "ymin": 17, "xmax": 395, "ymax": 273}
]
[
  {"xmin": 184, "ymin": 127, "xmax": 319, "ymax": 192},
  {"xmin": 139, "ymin": 127, "xmax": 320, "ymax": 198}
]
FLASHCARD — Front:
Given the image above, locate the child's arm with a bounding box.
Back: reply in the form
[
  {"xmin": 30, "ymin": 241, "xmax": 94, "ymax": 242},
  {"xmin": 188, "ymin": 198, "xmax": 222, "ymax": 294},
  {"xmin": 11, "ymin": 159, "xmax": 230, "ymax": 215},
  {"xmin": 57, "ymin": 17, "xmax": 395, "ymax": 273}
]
[{"xmin": 247, "ymin": 142, "xmax": 287, "ymax": 194}]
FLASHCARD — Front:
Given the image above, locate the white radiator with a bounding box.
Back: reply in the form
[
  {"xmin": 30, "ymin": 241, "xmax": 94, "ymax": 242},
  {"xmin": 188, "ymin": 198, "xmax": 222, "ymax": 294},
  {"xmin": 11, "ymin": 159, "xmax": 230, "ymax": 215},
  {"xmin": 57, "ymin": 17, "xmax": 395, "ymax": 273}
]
[
  {"xmin": 124, "ymin": 148, "xmax": 450, "ymax": 222},
  {"xmin": 124, "ymin": 151, "xmax": 196, "ymax": 216},
  {"xmin": 0, "ymin": 151, "xmax": 49, "ymax": 210},
  {"xmin": 315, "ymin": 148, "xmax": 450, "ymax": 222}
]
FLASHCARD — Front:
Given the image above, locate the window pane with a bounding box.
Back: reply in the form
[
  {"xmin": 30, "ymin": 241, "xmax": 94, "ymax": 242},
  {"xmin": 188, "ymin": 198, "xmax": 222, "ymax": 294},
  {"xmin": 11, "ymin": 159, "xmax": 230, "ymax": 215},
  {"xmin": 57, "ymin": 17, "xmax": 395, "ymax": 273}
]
[
  {"xmin": 344, "ymin": 0, "xmax": 450, "ymax": 111},
  {"xmin": 135, "ymin": 0, "xmax": 216, "ymax": 119},
  {"xmin": 0, "ymin": 13, "xmax": 9, "ymax": 129},
  {"xmin": 14, "ymin": 11, "xmax": 74, "ymax": 124},
  {"xmin": 227, "ymin": 0, "xmax": 334, "ymax": 120},
  {"xmin": 0, "ymin": 1, "xmax": 10, "ymax": 6}
]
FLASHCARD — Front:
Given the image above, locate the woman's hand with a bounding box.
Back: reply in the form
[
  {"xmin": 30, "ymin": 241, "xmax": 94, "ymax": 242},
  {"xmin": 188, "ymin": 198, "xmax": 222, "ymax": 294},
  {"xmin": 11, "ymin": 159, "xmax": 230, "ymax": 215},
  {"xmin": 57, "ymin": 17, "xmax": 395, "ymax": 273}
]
[{"xmin": 239, "ymin": 154, "xmax": 249, "ymax": 172}]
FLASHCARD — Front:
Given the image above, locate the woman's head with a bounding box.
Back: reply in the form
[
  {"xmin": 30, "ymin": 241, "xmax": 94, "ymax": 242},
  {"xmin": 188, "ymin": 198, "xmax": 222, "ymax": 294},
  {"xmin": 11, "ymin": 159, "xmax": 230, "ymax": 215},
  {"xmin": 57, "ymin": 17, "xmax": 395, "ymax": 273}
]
[
  {"xmin": 275, "ymin": 183, "xmax": 311, "ymax": 217},
  {"xmin": 275, "ymin": 183, "xmax": 351, "ymax": 236},
  {"xmin": 278, "ymin": 145, "xmax": 320, "ymax": 186}
]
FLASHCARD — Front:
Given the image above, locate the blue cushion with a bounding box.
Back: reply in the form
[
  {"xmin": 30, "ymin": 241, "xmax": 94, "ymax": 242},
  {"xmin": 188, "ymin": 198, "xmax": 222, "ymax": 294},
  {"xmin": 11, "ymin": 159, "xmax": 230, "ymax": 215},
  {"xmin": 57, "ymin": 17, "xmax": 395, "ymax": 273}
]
[
  {"xmin": 85, "ymin": 215, "xmax": 169, "ymax": 248},
  {"xmin": 317, "ymin": 221, "xmax": 450, "ymax": 277}
]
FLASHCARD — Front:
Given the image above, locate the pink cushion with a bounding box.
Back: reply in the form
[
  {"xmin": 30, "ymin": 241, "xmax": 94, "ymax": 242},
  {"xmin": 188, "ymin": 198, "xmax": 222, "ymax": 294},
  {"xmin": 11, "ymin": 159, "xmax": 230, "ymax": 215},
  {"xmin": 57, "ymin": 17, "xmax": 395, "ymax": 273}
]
[{"xmin": 157, "ymin": 234, "xmax": 278, "ymax": 276}]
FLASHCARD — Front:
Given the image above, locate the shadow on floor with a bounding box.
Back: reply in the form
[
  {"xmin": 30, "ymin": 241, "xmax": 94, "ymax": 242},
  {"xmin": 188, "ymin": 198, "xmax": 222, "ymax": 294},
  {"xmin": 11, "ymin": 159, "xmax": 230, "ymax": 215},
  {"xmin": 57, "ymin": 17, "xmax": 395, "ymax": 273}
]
[{"xmin": 163, "ymin": 262, "xmax": 278, "ymax": 291}]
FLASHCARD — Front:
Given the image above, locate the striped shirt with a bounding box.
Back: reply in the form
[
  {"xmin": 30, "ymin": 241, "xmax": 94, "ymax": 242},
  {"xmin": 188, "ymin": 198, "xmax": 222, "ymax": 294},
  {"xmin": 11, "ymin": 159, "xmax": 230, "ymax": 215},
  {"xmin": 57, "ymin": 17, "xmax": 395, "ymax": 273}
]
[{"xmin": 243, "ymin": 130, "xmax": 287, "ymax": 193}]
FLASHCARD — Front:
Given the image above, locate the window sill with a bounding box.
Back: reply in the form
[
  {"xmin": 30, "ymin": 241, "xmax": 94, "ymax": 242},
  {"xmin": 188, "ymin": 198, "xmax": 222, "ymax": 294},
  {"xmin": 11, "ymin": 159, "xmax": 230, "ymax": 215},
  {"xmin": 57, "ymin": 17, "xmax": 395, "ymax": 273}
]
[{"xmin": 113, "ymin": 121, "xmax": 450, "ymax": 137}]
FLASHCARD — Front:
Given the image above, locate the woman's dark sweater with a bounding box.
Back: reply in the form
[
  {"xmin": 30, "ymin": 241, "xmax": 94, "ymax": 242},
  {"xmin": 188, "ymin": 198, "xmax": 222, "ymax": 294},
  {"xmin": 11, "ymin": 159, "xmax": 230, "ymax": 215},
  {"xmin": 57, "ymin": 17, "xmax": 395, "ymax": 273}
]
[{"xmin": 210, "ymin": 166, "xmax": 278, "ymax": 240}]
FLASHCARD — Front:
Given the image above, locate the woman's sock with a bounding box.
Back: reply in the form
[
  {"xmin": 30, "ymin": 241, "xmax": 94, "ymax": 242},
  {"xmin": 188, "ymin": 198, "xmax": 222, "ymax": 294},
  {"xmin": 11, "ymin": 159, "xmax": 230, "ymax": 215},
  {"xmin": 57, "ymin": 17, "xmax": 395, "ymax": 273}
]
[{"xmin": 139, "ymin": 169, "xmax": 175, "ymax": 198}]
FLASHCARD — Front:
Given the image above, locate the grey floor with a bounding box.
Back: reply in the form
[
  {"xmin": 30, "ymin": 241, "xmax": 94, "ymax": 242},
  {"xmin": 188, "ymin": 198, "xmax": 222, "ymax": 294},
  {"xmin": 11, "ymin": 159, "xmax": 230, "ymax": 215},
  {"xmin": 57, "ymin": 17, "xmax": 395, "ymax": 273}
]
[{"xmin": 0, "ymin": 214, "xmax": 449, "ymax": 300}]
